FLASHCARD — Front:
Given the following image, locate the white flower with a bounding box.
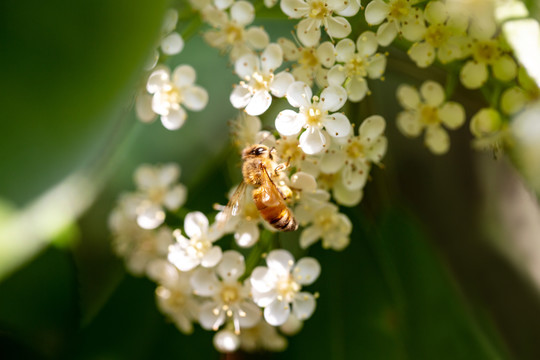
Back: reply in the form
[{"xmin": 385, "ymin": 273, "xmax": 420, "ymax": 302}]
[
  {"xmin": 299, "ymin": 203, "xmax": 352, "ymax": 250},
  {"xmin": 459, "ymin": 25, "xmax": 517, "ymax": 89},
  {"xmin": 224, "ymin": 184, "xmax": 263, "ymax": 248},
  {"xmin": 239, "ymin": 320, "xmax": 288, "ymax": 352},
  {"xmin": 191, "ymin": 250, "xmax": 261, "ymax": 333},
  {"xmin": 280, "ymin": 0, "xmax": 352, "ymax": 47},
  {"xmin": 147, "ymin": 65, "xmax": 209, "ymax": 130},
  {"xmin": 250, "ymin": 249, "xmax": 320, "ymax": 326},
  {"xmin": 168, "ymin": 212, "xmax": 223, "ymax": 272},
  {"xmin": 149, "ymin": 260, "xmax": 200, "ymax": 334},
  {"xmin": 396, "ymin": 80, "xmax": 466, "ymax": 154},
  {"xmin": 365, "ymin": 0, "xmax": 426, "ymax": 46},
  {"xmin": 275, "ymin": 81, "xmax": 350, "ymax": 154},
  {"xmin": 160, "ymin": 9, "xmax": 184, "ymax": 56},
  {"xmin": 133, "ymin": 163, "xmax": 187, "ymax": 230},
  {"xmin": 316, "ymin": 171, "xmax": 364, "ymax": 207},
  {"xmin": 327, "ymin": 32, "xmax": 387, "ymax": 102},
  {"xmin": 109, "ymin": 195, "xmax": 175, "ymax": 276},
  {"xmin": 407, "ymin": 1, "xmax": 468, "ymax": 67},
  {"xmin": 469, "ymin": 107, "xmax": 511, "ymax": 152},
  {"xmin": 202, "ymin": 2, "xmax": 270, "ymax": 61},
  {"xmin": 230, "ymin": 43, "xmax": 294, "ymax": 116},
  {"xmin": 278, "ymin": 37, "xmax": 336, "ymax": 87},
  {"xmin": 320, "ymin": 115, "xmax": 387, "ymax": 191}
]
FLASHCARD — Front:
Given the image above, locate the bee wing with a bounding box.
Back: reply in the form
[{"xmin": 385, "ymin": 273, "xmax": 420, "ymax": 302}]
[
  {"xmin": 259, "ymin": 163, "xmax": 286, "ymax": 207},
  {"xmin": 217, "ymin": 181, "xmax": 248, "ymax": 230}
]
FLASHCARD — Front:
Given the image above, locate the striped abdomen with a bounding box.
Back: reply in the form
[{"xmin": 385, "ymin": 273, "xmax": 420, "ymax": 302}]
[{"xmin": 252, "ymin": 188, "xmax": 298, "ymax": 232}]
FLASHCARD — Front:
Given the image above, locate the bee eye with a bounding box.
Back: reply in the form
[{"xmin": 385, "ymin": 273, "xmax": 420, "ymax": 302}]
[{"xmin": 252, "ymin": 147, "xmax": 266, "ymax": 155}]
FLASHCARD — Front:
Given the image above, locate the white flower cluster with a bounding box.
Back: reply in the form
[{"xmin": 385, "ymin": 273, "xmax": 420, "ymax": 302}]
[{"xmin": 113, "ymin": 0, "xmax": 540, "ymax": 354}]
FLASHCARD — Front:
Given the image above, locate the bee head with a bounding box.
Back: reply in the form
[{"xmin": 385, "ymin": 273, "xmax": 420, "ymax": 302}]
[{"xmin": 242, "ymin": 144, "xmax": 270, "ymax": 159}]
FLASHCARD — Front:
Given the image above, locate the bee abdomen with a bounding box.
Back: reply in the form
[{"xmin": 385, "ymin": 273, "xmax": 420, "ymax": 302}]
[{"xmin": 258, "ymin": 203, "xmax": 298, "ymax": 232}]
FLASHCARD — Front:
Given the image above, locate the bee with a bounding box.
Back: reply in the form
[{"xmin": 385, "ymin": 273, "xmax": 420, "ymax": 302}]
[{"xmin": 220, "ymin": 144, "xmax": 298, "ymax": 232}]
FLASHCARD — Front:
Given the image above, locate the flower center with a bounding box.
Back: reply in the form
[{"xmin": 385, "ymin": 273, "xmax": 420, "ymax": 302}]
[
  {"xmin": 472, "ymin": 40, "xmax": 500, "ymax": 64},
  {"xmin": 277, "ymin": 139, "xmax": 302, "ymax": 165},
  {"xmin": 224, "ymin": 23, "xmax": 244, "ymax": 45},
  {"xmin": 419, "ymin": 105, "xmax": 440, "ymax": 125},
  {"xmin": 315, "ymin": 210, "xmax": 337, "ymax": 232},
  {"xmin": 345, "ymin": 55, "xmax": 367, "ymax": 77},
  {"xmin": 388, "ymin": 0, "xmax": 411, "ymax": 21},
  {"xmin": 299, "ymin": 48, "xmax": 319, "ymax": 68},
  {"xmin": 346, "ymin": 138, "xmax": 365, "ymax": 159},
  {"xmin": 308, "ymin": 0, "xmax": 330, "ymax": 20},
  {"xmin": 317, "ymin": 172, "xmax": 337, "ymax": 189},
  {"xmin": 303, "ymin": 97, "xmax": 325, "ymax": 128},
  {"xmin": 187, "ymin": 237, "xmax": 211, "ymax": 259},
  {"xmin": 148, "ymin": 186, "xmax": 166, "ymax": 204},
  {"xmin": 276, "ymin": 274, "xmax": 300, "ymax": 302},
  {"xmin": 220, "ymin": 285, "xmax": 240, "ymax": 304},
  {"xmin": 425, "ymin": 24, "xmax": 449, "ymax": 48},
  {"xmin": 157, "ymin": 286, "xmax": 186, "ymax": 308},
  {"xmin": 251, "ymin": 72, "xmax": 273, "ymax": 92}
]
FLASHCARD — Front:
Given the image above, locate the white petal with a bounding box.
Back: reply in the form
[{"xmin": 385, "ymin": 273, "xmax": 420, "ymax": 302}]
[
  {"xmin": 366, "ymin": 135, "xmax": 387, "ymax": 164},
  {"xmin": 217, "ymin": 250, "xmax": 245, "ymax": 281},
  {"xmin": 245, "ymin": 90, "xmax": 272, "ymax": 115},
  {"xmin": 203, "ymin": 7, "xmax": 228, "ymax": 27},
  {"xmin": 292, "ymin": 292, "xmax": 316, "ymax": 320},
  {"xmin": 261, "ymin": 43, "xmax": 283, "ymax": 73},
  {"xmin": 286, "ymin": 81, "xmax": 312, "ymax": 108},
  {"xmin": 346, "ymin": 77, "xmax": 368, "ymax": 102},
  {"xmin": 200, "ymin": 302, "xmax": 225, "ymax": 330},
  {"xmin": 320, "ymin": 85, "xmax": 348, "ymax": 112},
  {"xmin": 367, "ymin": 54, "xmax": 387, "ymax": 79},
  {"xmin": 246, "ymin": 27, "xmax": 270, "ymax": 50},
  {"xmin": 396, "ymin": 84, "xmax": 420, "ymax": 110},
  {"xmin": 425, "ymin": 126, "xmax": 450, "ymax": 154},
  {"xmin": 201, "ymin": 246, "xmax": 223, "ymax": 268},
  {"xmin": 234, "ymin": 221, "xmax": 260, "ymax": 248},
  {"xmin": 279, "ymin": 37, "xmax": 300, "ymax": 61},
  {"xmin": 290, "ymin": 172, "xmax": 317, "ymax": 191},
  {"xmin": 420, "ymin": 80, "xmax": 445, "ymax": 107},
  {"xmin": 183, "ymin": 86, "xmax": 208, "ymax": 111},
  {"xmin": 460, "ymin": 61, "xmax": 488, "ymax": 89},
  {"xmin": 292, "ymin": 257, "xmax": 320, "ymax": 285},
  {"xmin": 500, "ymin": 87, "xmax": 527, "ymax": 115},
  {"xmin": 157, "ymin": 163, "xmax": 180, "ymax": 186},
  {"xmin": 147, "ymin": 67, "xmax": 170, "ymax": 94},
  {"xmin": 270, "ymin": 71, "xmax": 294, "ymax": 97},
  {"xmin": 168, "ymin": 244, "xmax": 200, "ymax": 271},
  {"xmin": 360, "ymin": 115, "xmax": 386, "ymax": 141},
  {"xmin": 365, "ymin": 0, "xmax": 389, "ymax": 25},
  {"xmin": 250, "ymin": 267, "xmax": 275, "ymax": 294},
  {"xmin": 135, "ymin": 93, "xmax": 157, "ymax": 123},
  {"xmin": 230, "ymin": 1, "xmax": 255, "ymax": 26},
  {"xmin": 320, "ymin": 150, "xmax": 346, "ymax": 173},
  {"xmin": 214, "ymin": 0, "xmax": 234, "ymax": 10},
  {"xmin": 327, "ymin": 66, "xmax": 346, "ymax": 86},
  {"xmin": 333, "ymin": 183, "xmax": 363, "ymax": 207},
  {"xmin": 162, "ymin": 9, "xmax": 178, "ymax": 34},
  {"xmin": 401, "ymin": 10, "xmax": 427, "ymax": 42},
  {"xmin": 230, "ymin": 85, "xmax": 252, "ymax": 109},
  {"xmin": 172, "ymin": 65, "xmax": 196, "ymax": 87},
  {"xmin": 191, "ymin": 268, "xmax": 220, "ymax": 296},
  {"xmin": 326, "ymin": 16, "xmax": 352, "ymax": 39},
  {"xmin": 275, "ymin": 109, "xmax": 305, "ymax": 136},
  {"xmin": 342, "ymin": 161, "xmax": 369, "ymax": 190},
  {"xmin": 376, "ymin": 21, "xmax": 398, "ymax": 47},
  {"xmin": 163, "ymin": 184, "xmax": 187, "ymax": 210},
  {"xmin": 184, "ymin": 211, "xmax": 209, "ymax": 238},
  {"xmin": 161, "ymin": 32, "xmax": 184, "ymax": 56},
  {"xmin": 235, "ymin": 53, "xmax": 259, "ymax": 79},
  {"xmin": 408, "ymin": 42, "xmax": 436, "ymax": 68},
  {"xmin": 335, "ymin": 38, "xmax": 355, "ymax": 62},
  {"xmin": 323, "ymin": 113, "xmax": 351, "ymax": 138},
  {"xmin": 397, "ymin": 111, "xmax": 422, "ymax": 137},
  {"xmin": 297, "ymin": 18, "xmax": 321, "ymax": 47},
  {"xmin": 266, "ymin": 249, "xmax": 295, "ymax": 275},
  {"xmin": 280, "ymin": 0, "xmax": 309, "ymax": 18},
  {"xmin": 424, "ymin": 1, "xmax": 447, "ymax": 25},
  {"xmin": 264, "ymin": 299, "xmax": 291, "ymax": 326},
  {"xmin": 439, "ymin": 102, "xmax": 465, "ymax": 129},
  {"xmin": 356, "ymin": 31, "xmax": 378, "ymax": 57},
  {"xmin": 136, "ymin": 202, "xmax": 165, "ymax": 229},
  {"xmin": 317, "ymin": 41, "xmax": 336, "ymax": 68},
  {"xmin": 299, "ymin": 127, "xmax": 327, "ymax": 154},
  {"xmin": 299, "ymin": 226, "xmax": 322, "ymax": 248},
  {"xmin": 213, "ymin": 329, "xmax": 240, "ymax": 353},
  {"xmin": 238, "ymin": 301, "xmax": 261, "ymax": 328},
  {"xmin": 336, "ymin": 0, "xmax": 360, "ymax": 16}
]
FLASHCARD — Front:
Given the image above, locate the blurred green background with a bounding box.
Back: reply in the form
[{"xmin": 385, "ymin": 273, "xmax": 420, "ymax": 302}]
[{"xmin": 2, "ymin": 0, "xmax": 540, "ymax": 359}]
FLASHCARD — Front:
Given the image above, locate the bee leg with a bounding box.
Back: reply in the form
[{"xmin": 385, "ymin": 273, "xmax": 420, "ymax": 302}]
[{"xmin": 274, "ymin": 157, "xmax": 291, "ymax": 177}]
